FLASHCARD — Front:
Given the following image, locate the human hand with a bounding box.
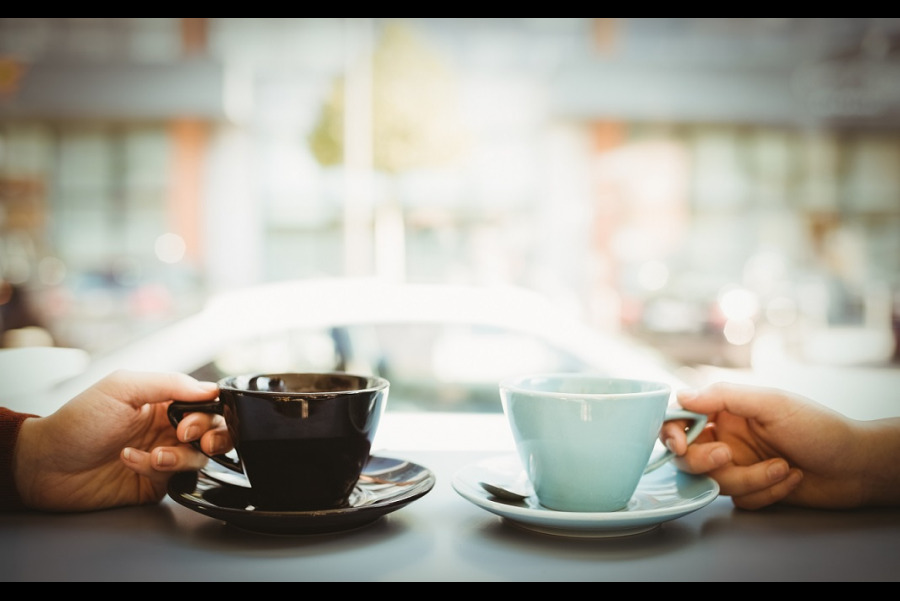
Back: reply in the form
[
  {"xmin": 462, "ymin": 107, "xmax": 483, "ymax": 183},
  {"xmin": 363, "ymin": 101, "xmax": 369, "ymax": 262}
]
[
  {"xmin": 14, "ymin": 370, "xmax": 231, "ymax": 512},
  {"xmin": 660, "ymin": 381, "xmax": 871, "ymax": 510}
]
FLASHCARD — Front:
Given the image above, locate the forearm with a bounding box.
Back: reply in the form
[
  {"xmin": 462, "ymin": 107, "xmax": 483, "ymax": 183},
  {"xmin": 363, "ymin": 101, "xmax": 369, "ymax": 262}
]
[{"xmin": 0, "ymin": 408, "xmax": 39, "ymax": 511}]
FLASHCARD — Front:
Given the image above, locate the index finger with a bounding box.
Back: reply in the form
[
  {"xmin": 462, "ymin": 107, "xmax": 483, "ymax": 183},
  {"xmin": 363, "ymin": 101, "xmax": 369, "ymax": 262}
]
[
  {"xmin": 676, "ymin": 382, "xmax": 799, "ymax": 425},
  {"xmin": 95, "ymin": 369, "xmax": 219, "ymax": 409}
]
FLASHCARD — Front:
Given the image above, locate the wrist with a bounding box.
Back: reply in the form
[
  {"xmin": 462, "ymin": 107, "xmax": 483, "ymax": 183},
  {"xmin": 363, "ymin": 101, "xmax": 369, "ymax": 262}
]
[
  {"xmin": 0, "ymin": 408, "xmax": 39, "ymax": 511},
  {"xmin": 857, "ymin": 418, "xmax": 900, "ymax": 507},
  {"xmin": 13, "ymin": 416, "xmax": 42, "ymax": 509}
]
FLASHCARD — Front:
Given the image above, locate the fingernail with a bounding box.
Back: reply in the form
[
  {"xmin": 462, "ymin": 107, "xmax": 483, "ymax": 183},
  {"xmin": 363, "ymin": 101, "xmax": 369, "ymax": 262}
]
[
  {"xmin": 710, "ymin": 446, "xmax": 731, "ymax": 465},
  {"xmin": 183, "ymin": 426, "xmax": 197, "ymax": 442},
  {"xmin": 123, "ymin": 447, "xmax": 133, "ymax": 461},
  {"xmin": 205, "ymin": 434, "xmax": 222, "ymax": 455},
  {"xmin": 156, "ymin": 450, "xmax": 176, "ymax": 467},
  {"xmin": 664, "ymin": 438, "xmax": 677, "ymax": 453},
  {"xmin": 767, "ymin": 460, "xmax": 789, "ymax": 482},
  {"xmin": 677, "ymin": 388, "xmax": 699, "ymax": 402}
]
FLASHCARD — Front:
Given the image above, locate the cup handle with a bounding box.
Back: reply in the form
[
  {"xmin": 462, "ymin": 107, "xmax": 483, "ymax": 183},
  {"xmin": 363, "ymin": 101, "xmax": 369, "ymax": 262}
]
[
  {"xmin": 167, "ymin": 400, "xmax": 243, "ymax": 474},
  {"xmin": 644, "ymin": 409, "xmax": 708, "ymax": 473}
]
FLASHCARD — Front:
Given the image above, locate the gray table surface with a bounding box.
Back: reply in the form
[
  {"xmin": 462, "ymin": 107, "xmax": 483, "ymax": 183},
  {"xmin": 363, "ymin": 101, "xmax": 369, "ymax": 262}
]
[{"xmin": 3, "ymin": 446, "xmax": 899, "ymax": 582}]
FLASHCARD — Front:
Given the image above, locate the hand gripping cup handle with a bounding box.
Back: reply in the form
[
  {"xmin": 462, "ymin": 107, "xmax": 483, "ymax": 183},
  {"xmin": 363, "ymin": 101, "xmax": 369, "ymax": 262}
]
[
  {"xmin": 167, "ymin": 400, "xmax": 244, "ymax": 474},
  {"xmin": 644, "ymin": 408, "xmax": 707, "ymax": 473}
]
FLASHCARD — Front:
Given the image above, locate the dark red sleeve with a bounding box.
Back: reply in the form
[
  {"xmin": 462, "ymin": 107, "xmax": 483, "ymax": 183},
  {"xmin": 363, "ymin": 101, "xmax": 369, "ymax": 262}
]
[{"xmin": 0, "ymin": 407, "xmax": 39, "ymax": 512}]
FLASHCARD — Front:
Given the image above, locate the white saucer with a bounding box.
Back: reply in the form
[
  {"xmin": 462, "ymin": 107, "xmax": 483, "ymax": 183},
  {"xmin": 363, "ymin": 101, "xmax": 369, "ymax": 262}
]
[{"xmin": 452, "ymin": 454, "xmax": 719, "ymax": 538}]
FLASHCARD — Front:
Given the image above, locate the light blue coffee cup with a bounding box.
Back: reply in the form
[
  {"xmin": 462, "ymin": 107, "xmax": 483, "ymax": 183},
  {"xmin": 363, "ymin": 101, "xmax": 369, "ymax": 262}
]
[{"xmin": 499, "ymin": 373, "xmax": 707, "ymax": 513}]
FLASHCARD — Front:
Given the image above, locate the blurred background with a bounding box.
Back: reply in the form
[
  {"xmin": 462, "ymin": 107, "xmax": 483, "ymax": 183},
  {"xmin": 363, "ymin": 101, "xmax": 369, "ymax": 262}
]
[{"xmin": 1, "ymin": 18, "xmax": 899, "ymax": 410}]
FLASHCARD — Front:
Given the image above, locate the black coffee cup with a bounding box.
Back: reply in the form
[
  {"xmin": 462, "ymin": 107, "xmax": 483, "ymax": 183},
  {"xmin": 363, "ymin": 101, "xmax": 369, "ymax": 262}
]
[{"xmin": 168, "ymin": 372, "xmax": 389, "ymax": 511}]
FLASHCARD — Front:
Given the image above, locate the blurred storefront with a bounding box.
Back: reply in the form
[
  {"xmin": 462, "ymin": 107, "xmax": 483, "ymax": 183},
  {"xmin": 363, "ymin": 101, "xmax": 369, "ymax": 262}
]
[{"xmin": 0, "ymin": 18, "xmax": 898, "ymax": 372}]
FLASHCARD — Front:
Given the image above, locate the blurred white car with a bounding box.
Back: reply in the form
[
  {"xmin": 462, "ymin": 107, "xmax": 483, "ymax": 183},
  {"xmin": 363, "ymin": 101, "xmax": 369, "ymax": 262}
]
[{"xmin": 1, "ymin": 277, "xmax": 683, "ymax": 419}]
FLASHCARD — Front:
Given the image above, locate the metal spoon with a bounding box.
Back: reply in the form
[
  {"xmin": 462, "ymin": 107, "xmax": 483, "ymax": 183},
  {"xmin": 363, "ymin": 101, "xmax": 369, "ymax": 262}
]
[{"xmin": 479, "ymin": 481, "xmax": 531, "ymax": 502}]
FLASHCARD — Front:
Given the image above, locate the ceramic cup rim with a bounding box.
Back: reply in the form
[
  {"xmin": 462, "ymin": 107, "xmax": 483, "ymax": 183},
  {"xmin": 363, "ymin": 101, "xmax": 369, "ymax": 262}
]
[
  {"xmin": 218, "ymin": 371, "xmax": 390, "ymax": 396},
  {"xmin": 499, "ymin": 373, "xmax": 671, "ymax": 400}
]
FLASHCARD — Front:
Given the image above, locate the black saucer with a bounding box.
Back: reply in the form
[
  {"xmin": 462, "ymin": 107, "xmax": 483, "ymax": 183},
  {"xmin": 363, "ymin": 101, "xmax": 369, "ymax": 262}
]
[{"xmin": 167, "ymin": 455, "xmax": 435, "ymax": 535}]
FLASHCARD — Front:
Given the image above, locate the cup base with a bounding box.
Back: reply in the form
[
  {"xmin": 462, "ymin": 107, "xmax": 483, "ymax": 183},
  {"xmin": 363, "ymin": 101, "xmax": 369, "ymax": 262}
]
[
  {"xmin": 251, "ymin": 498, "xmax": 353, "ymax": 512},
  {"xmin": 203, "ymin": 485, "xmax": 354, "ymax": 512},
  {"xmin": 537, "ymin": 501, "xmax": 631, "ymax": 513}
]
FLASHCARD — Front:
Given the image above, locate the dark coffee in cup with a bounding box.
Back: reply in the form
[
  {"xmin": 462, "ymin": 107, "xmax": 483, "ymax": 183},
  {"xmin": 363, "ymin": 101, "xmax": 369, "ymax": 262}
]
[{"xmin": 168, "ymin": 372, "xmax": 388, "ymax": 511}]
